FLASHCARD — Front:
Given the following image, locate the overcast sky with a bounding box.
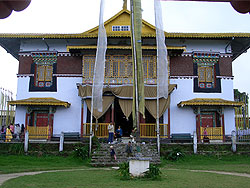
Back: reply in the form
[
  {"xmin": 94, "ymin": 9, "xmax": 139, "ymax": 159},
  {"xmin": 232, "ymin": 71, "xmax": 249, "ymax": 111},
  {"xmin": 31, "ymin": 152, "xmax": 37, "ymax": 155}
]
[{"xmin": 0, "ymin": 0, "xmax": 250, "ymax": 98}]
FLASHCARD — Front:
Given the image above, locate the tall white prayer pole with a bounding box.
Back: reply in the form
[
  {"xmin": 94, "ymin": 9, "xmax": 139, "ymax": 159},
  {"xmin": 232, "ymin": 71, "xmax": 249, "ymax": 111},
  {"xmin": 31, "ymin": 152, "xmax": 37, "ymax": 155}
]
[
  {"xmin": 155, "ymin": 0, "xmax": 169, "ymax": 154},
  {"xmin": 90, "ymin": 0, "xmax": 107, "ymax": 155}
]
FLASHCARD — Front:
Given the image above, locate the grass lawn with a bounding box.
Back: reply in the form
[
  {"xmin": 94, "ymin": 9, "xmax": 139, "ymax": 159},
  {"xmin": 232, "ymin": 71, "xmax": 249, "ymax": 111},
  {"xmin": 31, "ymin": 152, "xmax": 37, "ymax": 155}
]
[
  {"xmin": 1, "ymin": 168, "xmax": 250, "ymax": 188},
  {"xmin": 1, "ymin": 154, "xmax": 250, "ymax": 187},
  {"xmin": 0, "ymin": 154, "xmax": 89, "ymax": 174},
  {"xmin": 162, "ymin": 154, "xmax": 250, "ymax": 174}
]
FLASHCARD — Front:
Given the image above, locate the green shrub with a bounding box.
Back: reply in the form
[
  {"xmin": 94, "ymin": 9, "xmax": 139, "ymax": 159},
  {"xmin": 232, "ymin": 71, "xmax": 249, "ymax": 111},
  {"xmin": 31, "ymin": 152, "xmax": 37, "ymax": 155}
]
[
  {"xmin": 92, "ymin": 136, "xmax": 100, "ymax": 149},
  {"xmin": 8, "ymin": 144, "xmax": 24, "ymax": 155},
  {"xmin": 143, "ymin": 164, "xmax": 161, "ymax": 180},
  {"xmin": 118, "ymin": 162, "xmax": 130, "ymax": 180},
  {"xmin": 73, "ymin": 145, "xmax": 89, "ymax": 160},
  {"xmin": 167, "ymin": 148, "xmax": 185, "ymax": 161}
]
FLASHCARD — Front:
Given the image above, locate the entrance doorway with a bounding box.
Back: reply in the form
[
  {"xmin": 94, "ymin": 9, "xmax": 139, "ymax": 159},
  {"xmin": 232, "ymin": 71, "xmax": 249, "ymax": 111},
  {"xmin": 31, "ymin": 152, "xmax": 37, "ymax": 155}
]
[{"xmin": 114, "ymin": 98, "xmax": 133, "ymax": 137}]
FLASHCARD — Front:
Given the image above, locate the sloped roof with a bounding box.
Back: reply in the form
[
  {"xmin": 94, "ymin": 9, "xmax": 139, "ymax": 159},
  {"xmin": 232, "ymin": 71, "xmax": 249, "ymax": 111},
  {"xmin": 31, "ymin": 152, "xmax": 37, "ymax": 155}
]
[
  {"xmin": 178, "ymin": 98, "xmax": 243, "ymax": 108},
  {"xmin": 0, "ymin": 9, "xmax": 250, "ymax": 60},
  {"xmin": 8, "ymin": 97, "xmax": 71, "ymax": 108}
]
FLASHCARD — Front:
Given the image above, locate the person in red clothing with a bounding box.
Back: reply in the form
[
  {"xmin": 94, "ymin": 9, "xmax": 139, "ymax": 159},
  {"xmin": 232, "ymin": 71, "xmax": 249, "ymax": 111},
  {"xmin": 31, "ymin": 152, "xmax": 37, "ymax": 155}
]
[{"xmin": 9, "ymin": 124, "xmax": 14, "ymax": 134}]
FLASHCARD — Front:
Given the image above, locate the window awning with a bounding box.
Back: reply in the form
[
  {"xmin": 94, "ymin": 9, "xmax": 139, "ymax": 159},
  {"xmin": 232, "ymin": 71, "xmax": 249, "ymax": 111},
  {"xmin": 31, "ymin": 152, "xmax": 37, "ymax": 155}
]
[
  {"xmin": 178, "ymin": 98, "xmax": 243, "ymax": 108},
  {"xmin": 8, "ymin": 97, "xmax": 71, "ymax": 108}
]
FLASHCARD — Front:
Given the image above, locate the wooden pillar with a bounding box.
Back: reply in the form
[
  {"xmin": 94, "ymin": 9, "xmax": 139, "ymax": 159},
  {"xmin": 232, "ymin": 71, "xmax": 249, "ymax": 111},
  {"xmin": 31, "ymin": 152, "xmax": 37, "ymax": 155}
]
[
  {"xmin": 81, "ymin": 102, "xmax": 84, "ymax": 137},
  {"xmin": 222, "ymin": 108, "xmax": 225, "ymax": 142},
  {"xmin": 168, "ymin": 108, "xmax": 170, "ymax": 139},
  {"xmin": 196, "ymin": 107, "xmax": 201, "ymax": 143},
  {"xmin": 48, "ymin": 107, "xmax": 54, "ymax": 140}
]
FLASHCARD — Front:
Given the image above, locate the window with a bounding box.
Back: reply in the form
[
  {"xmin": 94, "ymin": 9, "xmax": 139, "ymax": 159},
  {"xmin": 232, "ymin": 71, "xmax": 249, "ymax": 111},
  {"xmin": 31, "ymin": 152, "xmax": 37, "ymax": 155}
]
[
  {"xmin": 121, "ymin": 25, "xmax": 130, "ymax": 31},
  {"xmin": 35, "ymin": 63, "xmax": 53, "ymax": 87},
  {"xmin": 193, "ymin": 52, "xmax": 221, "ymax": 93},
  {"xmin": 112, "ymin": 25, "xmax": 130, "ymax": 31},
  {"xmin": 197, "ymin": 64, "xmax": 214, "ymax": 88},
  {"xmin": 112, "ymin": 26, "xmax": 120, "ymax": 31},
  {"xmin": 29, "ymin": 52, "xmax": 57, "ymax": 92}
]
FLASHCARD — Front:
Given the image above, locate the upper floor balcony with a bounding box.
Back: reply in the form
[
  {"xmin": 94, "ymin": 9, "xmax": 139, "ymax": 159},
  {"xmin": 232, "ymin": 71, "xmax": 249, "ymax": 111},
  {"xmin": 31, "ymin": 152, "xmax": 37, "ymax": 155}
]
[{"xmin": 82, "ymin": 55, "xmax": 158, "ymax": 85}]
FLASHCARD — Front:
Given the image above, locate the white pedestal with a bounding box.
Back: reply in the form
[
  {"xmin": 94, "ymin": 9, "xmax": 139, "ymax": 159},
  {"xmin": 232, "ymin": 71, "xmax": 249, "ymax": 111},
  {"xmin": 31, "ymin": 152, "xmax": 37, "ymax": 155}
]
[{"xmin": 129, "ymin": 157, "xmax": 151, "ymax": 177}]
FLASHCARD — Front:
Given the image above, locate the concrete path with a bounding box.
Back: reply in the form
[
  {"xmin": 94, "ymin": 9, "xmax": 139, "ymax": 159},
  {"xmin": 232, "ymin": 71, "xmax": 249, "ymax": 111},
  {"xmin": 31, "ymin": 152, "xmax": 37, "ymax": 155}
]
[{"xmin": 190, "ymin": 169, "xmax": 250, "ymax": 178}]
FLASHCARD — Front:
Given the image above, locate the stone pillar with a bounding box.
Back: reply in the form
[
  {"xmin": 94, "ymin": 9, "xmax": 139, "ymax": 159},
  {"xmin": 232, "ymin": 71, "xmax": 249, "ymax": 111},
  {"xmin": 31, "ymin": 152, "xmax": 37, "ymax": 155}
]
[
  {"xmin": 59, "ymin": 132, "xmax": 64, "ymax": 152},
  {"xmin": 24, "ymin": 130, "xmax": 29, "ymax": 153},
  {"xmin": 193, "ymin": 131, "xmax": 197, "ymax": 154},
  {"xmin": 231, "ymin": 130, "xmax": 237, "ymax": 153}
]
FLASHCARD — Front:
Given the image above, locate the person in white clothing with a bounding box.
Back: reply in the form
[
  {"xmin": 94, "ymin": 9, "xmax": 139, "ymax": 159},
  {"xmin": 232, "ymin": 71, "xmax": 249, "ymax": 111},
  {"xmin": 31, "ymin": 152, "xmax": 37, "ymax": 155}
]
[{"xmin": 107, "ymin": 124, "xmax": 114, "ymax": 144}]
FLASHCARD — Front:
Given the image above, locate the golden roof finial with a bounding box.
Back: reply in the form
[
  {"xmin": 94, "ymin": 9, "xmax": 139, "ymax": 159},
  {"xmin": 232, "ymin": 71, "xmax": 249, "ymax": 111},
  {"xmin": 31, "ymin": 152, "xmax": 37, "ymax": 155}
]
[{"xmin": 123, "ymin": 0, "xmax": 127, "ymax": 10}]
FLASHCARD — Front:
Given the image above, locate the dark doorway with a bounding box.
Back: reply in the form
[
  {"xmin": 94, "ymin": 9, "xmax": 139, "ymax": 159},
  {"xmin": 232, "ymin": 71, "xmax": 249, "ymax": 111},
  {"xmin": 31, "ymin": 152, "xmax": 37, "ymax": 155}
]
[{"xmin": 114, "ymin": 98, "xmax": 133, "ymax": 137}]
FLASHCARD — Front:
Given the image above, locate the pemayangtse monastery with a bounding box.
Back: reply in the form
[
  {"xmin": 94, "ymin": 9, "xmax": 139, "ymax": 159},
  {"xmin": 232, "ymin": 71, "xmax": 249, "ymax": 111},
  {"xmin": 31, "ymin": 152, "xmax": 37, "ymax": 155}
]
[{"xmin": 1, "ymin": 6, "xmax": 250, "ymax": 142}]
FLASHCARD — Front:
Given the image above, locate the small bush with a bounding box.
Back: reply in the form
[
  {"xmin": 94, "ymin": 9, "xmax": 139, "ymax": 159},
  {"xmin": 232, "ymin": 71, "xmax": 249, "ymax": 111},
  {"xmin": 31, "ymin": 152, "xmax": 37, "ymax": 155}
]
[
  {"xmin": 167, "ymin": 148, "xmax": 185, "ymax": 161},
  {"xmin": 143, "ymin": 164, "xmax": 161, "ymax": 180},
  {"xmin": 73, "ymin": 145, "xmax": 89, "ymax": 160},
  {"xmin": 8, "ymin": 144, "xmax": 24, "ymax": 155},
  {"xmin": 92, "ymin": 136, "xmax": 100, "ymax": 149},
  {"xmin": 118, "ymin": 162, "xmax": 130, "ymax": 180}
]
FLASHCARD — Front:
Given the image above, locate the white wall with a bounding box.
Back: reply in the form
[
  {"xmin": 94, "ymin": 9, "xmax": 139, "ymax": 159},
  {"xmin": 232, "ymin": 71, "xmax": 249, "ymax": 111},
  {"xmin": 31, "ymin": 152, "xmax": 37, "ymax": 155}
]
[
  {"xmin": 224, "ymin": 108, "xmax": 236, "ymax": 135},
  {"xmin": 20, "ymin": 39, "xmax": 68, "ymax": 52},
  {"xmin": 14, "ymin": 106, "xmax": 26, "ymax": 126},
  {"xmin": 16, "ymin": 76, "xmax": 82, "ymax": 135},
  {"xmin": 166, "ymin": 39, "xmax": 231, "ymax": 54},
  {"xmin": 170, "ymin": 78, "xmax": 235, "ymax": 134}
]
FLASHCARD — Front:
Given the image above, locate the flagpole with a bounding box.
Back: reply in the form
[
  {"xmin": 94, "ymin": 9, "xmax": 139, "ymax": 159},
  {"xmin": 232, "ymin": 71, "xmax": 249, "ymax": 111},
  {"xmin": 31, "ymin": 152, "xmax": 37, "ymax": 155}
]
[
  {"xmin": 131, "ymin": 0, "xmax": 140, "ymax": 140},
  {"xmin": 156, "ymin": 87, "xmax": 160, "ymax": 153},
  {"xmin": 89, "ymin": 98, "xmax": 94, "ymax": 156}
]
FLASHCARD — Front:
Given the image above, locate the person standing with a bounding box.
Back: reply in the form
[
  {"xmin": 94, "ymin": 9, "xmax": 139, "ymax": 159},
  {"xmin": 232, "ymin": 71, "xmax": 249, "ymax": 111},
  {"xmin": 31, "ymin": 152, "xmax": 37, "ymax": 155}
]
[
  {"xmin": 15, "ymin": 124, "xmax": 21, "ymax": 140},
  {"xmin": 115, "ymin": 126, "xmax": 123, "ymax": 142},
  {"xmin": 21, "ymin": 124, "xmax": 25, "ymax": 141},
  {"xmin": 125, "ymin": 141, "xmax": 133, "ymax": 157},
  {"xmin": 110, "ymin": 145, "xmax": 116, "ymax": 161},
  {"xmin": 5, "ymin": 126, "xmax": 12, "ymax": 142},
  {"xmin": 108, "ymin": 124, "xmax": 114, "ymax": 144},
  {"xmin": 9, "ymin": 124, "xmax": 14, "ymax": 134}
]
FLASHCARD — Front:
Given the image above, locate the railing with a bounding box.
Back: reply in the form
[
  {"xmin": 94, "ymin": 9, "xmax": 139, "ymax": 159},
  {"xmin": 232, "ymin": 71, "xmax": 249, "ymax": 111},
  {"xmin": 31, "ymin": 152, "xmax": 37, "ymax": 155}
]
[
  {"xmin": 237, "ymin": 128, "xmax": 250, "ymax": 142},
  {"xmin": 82, "ymin": 123, "xmax": 109, "ymax": 138},
  {"xmin": 27, "ymin": 125, "xmax": 49, "ymax": 139},
  {"xmin": 200, "ymin": 127, "xmax": 223, "ymax": 141},
  {"xmin": 140, "ymin": 123, "xmax": 169, "ymax": 138},
  {"xmin": 83, "ymin": 55, "xmax": 156, "ymax": 79}
]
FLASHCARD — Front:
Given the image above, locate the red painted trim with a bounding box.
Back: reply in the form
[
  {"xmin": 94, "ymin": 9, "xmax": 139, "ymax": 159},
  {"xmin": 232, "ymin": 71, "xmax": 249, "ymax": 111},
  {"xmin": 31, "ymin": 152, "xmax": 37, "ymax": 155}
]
[
  {"xmin": 48, "ymin": 114, "xmax": 54, "ymax": 140},
  {"xmin": 168, "ymin": 108, "xmax": 170, "ymax": 138},
  {"xmin": 25, "ymin": 113, "xmax": 29, "ymax": 128},
  {"xmin": 222, "ymin": 114, "xmax": 225, "ymax": 142},
  {"xmin": 81, "ymin": 103, "xmax": 84, "ymax": 137},
  {"xmin": 196, "ymin": 114, "xmax": 201, "ymax": 143}
]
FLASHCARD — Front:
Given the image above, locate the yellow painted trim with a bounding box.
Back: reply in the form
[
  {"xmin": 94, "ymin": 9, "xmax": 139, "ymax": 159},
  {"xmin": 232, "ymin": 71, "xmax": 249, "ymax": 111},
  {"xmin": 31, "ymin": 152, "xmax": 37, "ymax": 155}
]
[
  {"xmin": 67, "ymin": 45, "xmax": 186, "ymax": 51},
  {"xmin": 1, "ymin": 32, "xmax": 250, "ymax": 39},
  {"xmin": 8, "ymin": 97, "xmax": 71, "ymax": 108},
  {"xmin": 178, "ymin": 98, "xmax": 244, "ymax": 107}
]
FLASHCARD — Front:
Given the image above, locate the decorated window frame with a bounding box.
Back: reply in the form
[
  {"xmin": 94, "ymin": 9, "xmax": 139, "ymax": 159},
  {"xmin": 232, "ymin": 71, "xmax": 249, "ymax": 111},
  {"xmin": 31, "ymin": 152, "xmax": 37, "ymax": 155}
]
[
  {"xmin": 29, "ymin": 52, "xmax": 57, "ymax": 92},
  {"xmin": 193, "ymin": 52, "xmax": 221, "ymax": 93}
]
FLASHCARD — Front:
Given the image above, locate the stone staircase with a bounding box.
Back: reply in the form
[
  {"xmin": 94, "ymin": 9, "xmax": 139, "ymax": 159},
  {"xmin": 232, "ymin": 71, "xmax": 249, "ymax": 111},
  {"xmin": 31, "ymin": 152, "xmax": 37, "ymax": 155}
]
[{"xmin": 91, "ymin": 139, "xmax": 161, "ymax": 167}]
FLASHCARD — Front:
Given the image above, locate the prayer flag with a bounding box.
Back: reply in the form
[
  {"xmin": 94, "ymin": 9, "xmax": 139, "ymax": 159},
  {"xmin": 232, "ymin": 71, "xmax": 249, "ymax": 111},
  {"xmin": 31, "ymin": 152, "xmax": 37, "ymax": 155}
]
[
  {"xmin": 155, "ymin": 0, "xmax": 168, "ymax": 99},
  {"xmin": 92, "ymin": 0, "xmax": 107, "ymax": 112}
]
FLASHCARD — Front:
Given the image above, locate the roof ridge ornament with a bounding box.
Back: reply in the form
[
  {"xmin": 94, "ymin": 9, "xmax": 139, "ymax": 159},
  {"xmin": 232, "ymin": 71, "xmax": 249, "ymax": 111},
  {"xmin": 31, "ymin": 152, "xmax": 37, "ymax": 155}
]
[{"xmin": 123, "ymin": 0, "xmax": 127, "ymax": 10}]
